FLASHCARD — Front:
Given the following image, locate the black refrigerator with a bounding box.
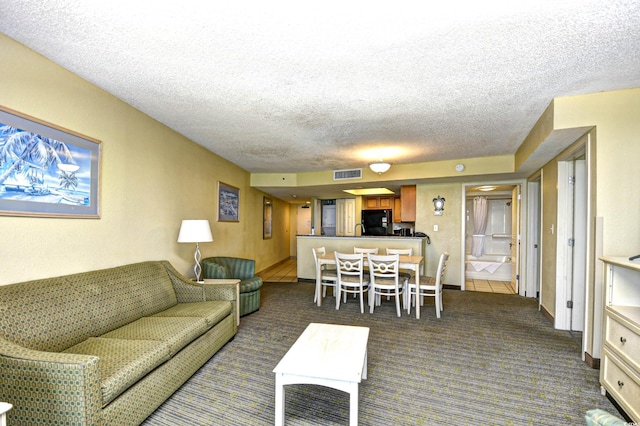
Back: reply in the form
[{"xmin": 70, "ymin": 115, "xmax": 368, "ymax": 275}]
[{"xmin": 361, "ymin": 209, "xmax": 392, "ymax": 236}]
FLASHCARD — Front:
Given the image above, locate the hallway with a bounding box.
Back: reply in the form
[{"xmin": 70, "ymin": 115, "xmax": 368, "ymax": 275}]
[{"xmin": 258, "ymin": 257, "xmax": 514, "ymax": 293}]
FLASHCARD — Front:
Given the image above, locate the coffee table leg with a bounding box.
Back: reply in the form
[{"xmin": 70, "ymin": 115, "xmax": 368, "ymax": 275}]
[
  {"xmin": 275, "ymin": 374, "xmax": 285, "ymax": 426},
  {"xmin": 349, "ymin": 383, "xmax": 359, "ymax": 426}
]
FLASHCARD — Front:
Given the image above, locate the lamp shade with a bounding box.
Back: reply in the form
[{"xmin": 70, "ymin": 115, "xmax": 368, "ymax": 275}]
[
  {"xmin": 177, "ymin": 220, "xmax": 213, "ymax": 243},
  {"xmin": 369, "ymin": 161, "xmax": 392, "ymax": 174}
]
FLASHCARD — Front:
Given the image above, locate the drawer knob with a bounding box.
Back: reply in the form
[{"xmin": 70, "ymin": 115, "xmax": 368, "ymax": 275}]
[
  {"xmin": 617, "ymin": 380, "xmax": 624, "ymax": 388},
  {"xmin": 620, "ymin": 336, "xmax": 626, "ymax": 344}
]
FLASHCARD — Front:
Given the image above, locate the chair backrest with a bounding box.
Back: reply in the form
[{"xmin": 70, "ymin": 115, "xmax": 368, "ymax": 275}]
[
  {"xmin": 312, "ymin": 247, "xmax": 326, "ymax": 265},
  {"xmin": 435, "ymin": 252, "xmax": 450, "ymax": 286},
  {"xmin": 312, "ymin": 247, "xmax": 333, "ymax": 273},
  {"xmin": 353, "ymin": 247, "xmax": 379, "ymax": 254},
  {"xmin": 368, "ymin": 254, "xmax": 400, "ymax": 284},
  {"xmin": 386, "ymin": 248, "xmax": 412, "ymax": 256},
  {"xmin": 334, "ymin": 252, "xmax": 366, "ymax": 280}
]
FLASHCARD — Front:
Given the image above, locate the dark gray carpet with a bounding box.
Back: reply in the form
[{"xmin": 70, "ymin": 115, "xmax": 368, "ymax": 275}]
[{"xmin": 142, "ymin": 282, "xmax": 621, "ymax": 425}]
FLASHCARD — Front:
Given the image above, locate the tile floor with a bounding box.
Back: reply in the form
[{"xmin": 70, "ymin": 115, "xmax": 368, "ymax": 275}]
[{"xmin": 258, "ymin": 257, "xmax": 515, "ymax": 294}]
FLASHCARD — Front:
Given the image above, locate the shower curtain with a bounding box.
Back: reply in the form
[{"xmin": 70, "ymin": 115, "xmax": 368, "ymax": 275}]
[{"xmin": 471, "ymin": 196, "xmax": 488, "ymax": 257}]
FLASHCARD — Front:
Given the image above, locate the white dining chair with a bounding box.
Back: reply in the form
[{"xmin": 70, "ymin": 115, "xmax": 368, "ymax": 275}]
[
  {"xmin": 406, "ymin": 252, "xmax": 449, "ymax": 318},
  {"xmin": 385, "ymin": 248, "xmax": 413, "ymax": 287},
  {"xmin": 385, "ymin": 248, "xmax": 412, "ymax": 256},
  {"xmin": 334, "ymin": 252, "xmax": 370, "ymax": 313},
  {"xmin": 368, "ymin": 254, "xmax": 405, "ymax": 317},
  {"xmin": 353, "ymin": 247, "xmax": 379, "ymax": 255},
  {"xmin": 312, "ymin": 247, "xmax": 337, "ymax": 303}
]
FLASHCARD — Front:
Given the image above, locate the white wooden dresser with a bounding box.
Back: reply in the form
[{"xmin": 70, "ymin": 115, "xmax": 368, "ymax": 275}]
[{"xmin": 599, "ymin": 256, "xmax": 640, "ymax": 422}]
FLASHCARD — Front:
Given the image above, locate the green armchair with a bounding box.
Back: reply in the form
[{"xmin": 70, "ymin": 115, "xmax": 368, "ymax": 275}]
[{"xmin": 202, "ymin": 257, "xmax": 263, "ymax": 316}]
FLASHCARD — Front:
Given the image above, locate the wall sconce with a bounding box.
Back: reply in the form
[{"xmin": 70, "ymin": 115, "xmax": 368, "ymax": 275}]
[{"xmin": 433, "ymin": 195, "xmax": 445, "ymax": 216}]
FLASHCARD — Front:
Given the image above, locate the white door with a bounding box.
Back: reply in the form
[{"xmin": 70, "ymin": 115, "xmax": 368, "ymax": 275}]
[
  {"xmin": 555, "ymin": 160, "xmax": 587, "ymax": 331},
  {"xmin": 335, "ymin": 199, "xmax": 356, "ymax": 236}
]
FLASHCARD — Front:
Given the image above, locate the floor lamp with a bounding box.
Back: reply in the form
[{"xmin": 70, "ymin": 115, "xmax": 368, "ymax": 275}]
[{"xmin": 177, "ymin": 219, "xmax": 213, "ymax": 282}]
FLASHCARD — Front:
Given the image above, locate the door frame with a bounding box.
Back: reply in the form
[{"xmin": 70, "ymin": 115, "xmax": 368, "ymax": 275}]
[
  {"xmin": 525, "ymin": 176, "xmax": 541, "ymax": 300},
  {"xmin": 460, "ymin": 179, "xmax": 527, "ymax": 294}
]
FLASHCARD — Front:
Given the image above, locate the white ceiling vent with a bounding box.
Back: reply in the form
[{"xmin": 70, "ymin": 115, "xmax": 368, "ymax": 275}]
[{"xmin": 333, "ymin": 168, "xmax": 363, "ymax": 181}]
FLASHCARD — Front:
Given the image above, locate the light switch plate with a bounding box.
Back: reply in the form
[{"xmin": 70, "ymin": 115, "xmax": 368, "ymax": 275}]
[{"xmin": 434, "ymin": 225, "xmax": 439, "ymax": 232}]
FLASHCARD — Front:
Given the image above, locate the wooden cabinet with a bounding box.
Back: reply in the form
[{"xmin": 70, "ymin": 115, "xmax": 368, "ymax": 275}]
[
  {"xmin": 365, "ymin": 196, "xmax": 393, "ymax": 209},
  {"xmin": 600, "ymin": 256, "xmax": 640, "ymax": 422},
  {"xmin": 336, "ymin": 198, "xmax": 356, "ymax": 236},
  {"xmin": 400, "ymin": 185, "xmax": 416, "ymax": 222},
  {"xmin": 393, "ymin": 197, "xmax": 402, "ymax": 222}
]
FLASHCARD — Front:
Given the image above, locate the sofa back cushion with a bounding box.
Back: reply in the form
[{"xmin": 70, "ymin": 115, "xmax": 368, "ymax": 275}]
[
  {"xmin": 203, "ymin": 257, "xmax": 255, "ymax": 280},
  {"xmin": 0, "ymin": 276, "xmax": 94, "ymax": 352},
  {"xmin": 77, "ymin": 262, "xmax": 179, "ymax": 337},
  {"xmin": 0, "ymin": 261, "xmax": 178, "ymax": 352}
]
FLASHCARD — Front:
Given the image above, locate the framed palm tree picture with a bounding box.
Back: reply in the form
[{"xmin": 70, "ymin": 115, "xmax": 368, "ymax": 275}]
[{"xmin": 0, "ymin": 106, "xmax": 101, "ymax": 218}]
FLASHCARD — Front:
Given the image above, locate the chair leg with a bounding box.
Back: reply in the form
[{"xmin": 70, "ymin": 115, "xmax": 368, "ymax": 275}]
[
  {"xmin": 335, "ymin": 285, "xmax": 341, "ymax": 310},
  {"xmin": 368, "ymin": 288, "xmax": 375, "ymax": 314},
  {"xmin": 394, "ymin": 292, "xmax": 401, "ymax": 317}
]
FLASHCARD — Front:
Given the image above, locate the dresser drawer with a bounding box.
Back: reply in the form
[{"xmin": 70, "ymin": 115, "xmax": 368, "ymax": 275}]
[
  {"xmin": 605, "ymin": 311, "xmax": 640, "ymax": 372},
  {"xmin": 601, "ymin": 348, "xmax": 640, "ymax": 422}
]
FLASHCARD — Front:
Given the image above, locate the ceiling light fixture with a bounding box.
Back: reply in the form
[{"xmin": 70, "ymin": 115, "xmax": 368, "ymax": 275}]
[{"xmin": 369, "ymin": 161, "xmax": 392, "ymax": 174}]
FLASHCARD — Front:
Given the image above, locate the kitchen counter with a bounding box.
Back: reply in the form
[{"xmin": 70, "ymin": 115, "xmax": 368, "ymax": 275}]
[{"xmin": 296, "ymin": 235, "xmax": 427, "ymax": 280}]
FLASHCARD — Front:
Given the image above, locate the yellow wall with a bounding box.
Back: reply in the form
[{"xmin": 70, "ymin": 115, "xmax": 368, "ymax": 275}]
[
  {"xmin": 415, "ymin": 182, "xmax": 463, "ymax": 285},
  {"xmin": 533, "ymin": 88, "xmax": 639, "ymax": 352},
  {"xmin": 0, "ymin": 33, "xmax": 290, "ymax": 285},
  {"xmin": 554, "ymin": 89, "xmax": 640, "ymax": 256}
]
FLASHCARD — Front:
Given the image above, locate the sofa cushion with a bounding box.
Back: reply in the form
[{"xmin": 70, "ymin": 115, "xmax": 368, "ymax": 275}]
[
  {"xmin": 0, "ymin": 277, "xmax": 93, "ymax": 352},
  {"xmin": 151, "ymin": 301, "xmax": 231, "ymax": 328},
  {"xmin": 116, "ymin": 262, "xmax": 179, "ymax": 317},
  {"xmin": 101, "ymin": 317, "xmax": 208, "ymax": 357},
  {"xmin": 63, "ymin": 337, "xmax": 170, "ymax": 406}
]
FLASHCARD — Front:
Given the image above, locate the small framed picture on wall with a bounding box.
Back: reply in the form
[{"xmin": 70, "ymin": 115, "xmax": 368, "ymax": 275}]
[{"xmin": 217, "ymin": 181, "xmax": 239, "ymax": 222}]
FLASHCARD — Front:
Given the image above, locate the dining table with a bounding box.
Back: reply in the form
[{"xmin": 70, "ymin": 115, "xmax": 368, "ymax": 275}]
[{"xmin": 315, "ymin": 253, "xmax": 426, "ymax": 318}]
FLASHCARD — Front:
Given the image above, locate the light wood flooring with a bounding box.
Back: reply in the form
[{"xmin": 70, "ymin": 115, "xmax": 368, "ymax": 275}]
[{"xmin": 258, "ymin": 257, "xmax": 515, "ymax": 294}]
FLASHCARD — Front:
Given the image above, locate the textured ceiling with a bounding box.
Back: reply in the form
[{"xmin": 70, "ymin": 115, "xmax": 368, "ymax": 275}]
[{"xmin": 1, "ymin": 1, "xmax": 640, "ymax": 198}]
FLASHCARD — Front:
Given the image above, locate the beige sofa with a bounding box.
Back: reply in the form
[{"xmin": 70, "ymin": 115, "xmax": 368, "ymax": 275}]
[{"xmin": 0, "ymin": 260, "xmax": 238, "ymax": 425}]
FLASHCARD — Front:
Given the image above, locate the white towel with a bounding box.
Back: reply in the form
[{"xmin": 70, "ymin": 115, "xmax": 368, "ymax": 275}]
[
  {"xmin": 469, "ymin": 261, "xmax": 502, "ymax": 273},
  {"xmin": 483, "ymin": 262, "xmax": 502, "ymax": 274},
  {"xmin": 470, "ymin": 262, "xmax": 487, "ymax": 272}
]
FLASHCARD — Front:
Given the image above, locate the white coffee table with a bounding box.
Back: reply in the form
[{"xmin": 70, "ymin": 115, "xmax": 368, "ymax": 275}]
[{"xmin": 273, "ymin": 323, "xmax": 370, "ymax": 425}]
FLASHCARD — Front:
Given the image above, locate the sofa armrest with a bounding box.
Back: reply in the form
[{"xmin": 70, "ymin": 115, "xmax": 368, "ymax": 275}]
[
  {"xmin": 161, "ymin": 260, "xmax": 207, "ymax": 303},
  {"xmin": 199, "ymin": 281, "xmax": 239, "ymax": 327},
  {"xmin": 0, "ymin": 338, "xmax": 102, "ymax": 425}
]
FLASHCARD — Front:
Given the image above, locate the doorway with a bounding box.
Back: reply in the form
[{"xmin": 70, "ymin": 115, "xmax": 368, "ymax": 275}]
[{"xmin": 462, "ymin": 182, "xmax": 524, "ymax": 294}]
